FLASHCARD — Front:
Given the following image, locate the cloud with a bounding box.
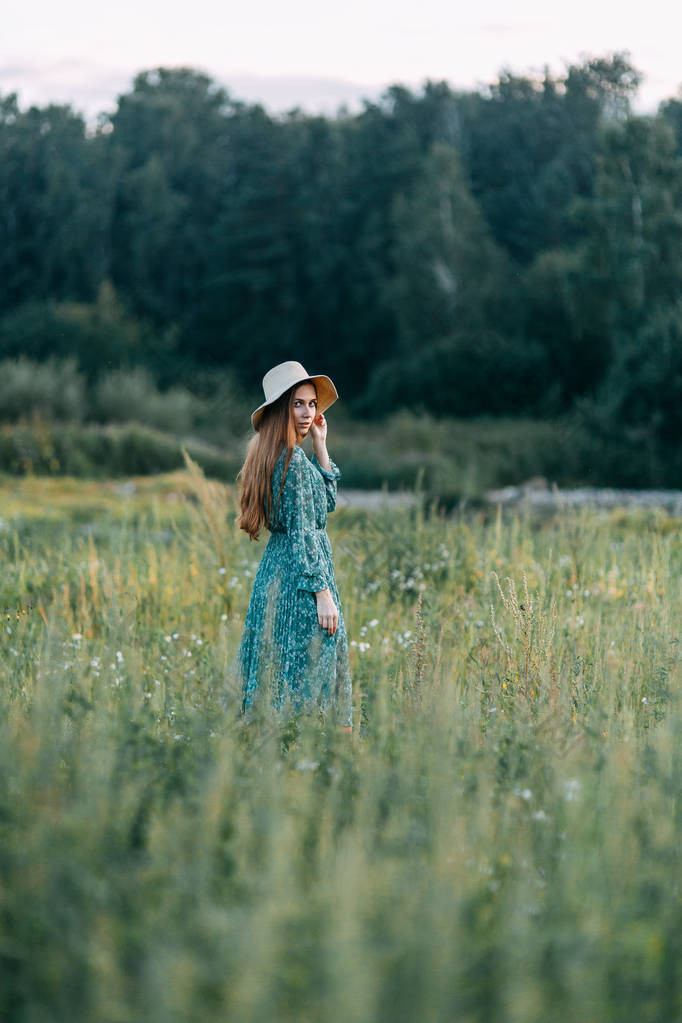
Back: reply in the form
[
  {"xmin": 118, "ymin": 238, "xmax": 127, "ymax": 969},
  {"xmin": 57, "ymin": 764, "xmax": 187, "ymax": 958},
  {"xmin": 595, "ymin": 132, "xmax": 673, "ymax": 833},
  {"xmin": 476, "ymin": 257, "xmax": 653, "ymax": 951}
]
[
  {"xmin": 0, "ymin": 60, "xmax": 383, "ymax": 121},
  {"xmin": 0, "ymin": 59, "xmax": 133, "ymax": 119}
]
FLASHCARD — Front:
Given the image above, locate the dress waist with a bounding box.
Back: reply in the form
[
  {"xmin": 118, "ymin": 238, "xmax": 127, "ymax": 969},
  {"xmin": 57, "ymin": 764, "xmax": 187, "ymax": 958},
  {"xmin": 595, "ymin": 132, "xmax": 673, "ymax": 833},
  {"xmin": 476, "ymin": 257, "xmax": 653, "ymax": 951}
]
[{"xmin": 268, "ymin": 525, "xmax": 325, "ymax": 536}]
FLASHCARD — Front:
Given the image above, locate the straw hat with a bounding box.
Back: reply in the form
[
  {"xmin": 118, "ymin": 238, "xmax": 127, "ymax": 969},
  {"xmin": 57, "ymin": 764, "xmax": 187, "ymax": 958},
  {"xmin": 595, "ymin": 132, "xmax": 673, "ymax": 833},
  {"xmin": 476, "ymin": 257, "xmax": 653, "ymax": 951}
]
[{"xmin": 251, "ymin": 361, "xmax": 338, "ymax": 431}]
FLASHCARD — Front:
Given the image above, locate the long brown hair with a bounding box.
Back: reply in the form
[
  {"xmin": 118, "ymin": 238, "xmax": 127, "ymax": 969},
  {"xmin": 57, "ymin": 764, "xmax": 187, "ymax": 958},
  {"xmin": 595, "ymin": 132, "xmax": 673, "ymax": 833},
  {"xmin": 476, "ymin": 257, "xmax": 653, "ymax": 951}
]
[{"xmin": 237, "ymin": 382, "xmax": 313, "ymax": 540}]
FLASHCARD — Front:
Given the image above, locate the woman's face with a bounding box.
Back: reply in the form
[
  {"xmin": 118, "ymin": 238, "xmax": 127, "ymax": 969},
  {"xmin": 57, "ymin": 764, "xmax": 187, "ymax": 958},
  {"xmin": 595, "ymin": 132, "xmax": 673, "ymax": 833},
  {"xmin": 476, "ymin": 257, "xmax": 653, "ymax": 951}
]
[{"xmin": 292, "ymin": 383, "xmax": 318, "ymax": 440}]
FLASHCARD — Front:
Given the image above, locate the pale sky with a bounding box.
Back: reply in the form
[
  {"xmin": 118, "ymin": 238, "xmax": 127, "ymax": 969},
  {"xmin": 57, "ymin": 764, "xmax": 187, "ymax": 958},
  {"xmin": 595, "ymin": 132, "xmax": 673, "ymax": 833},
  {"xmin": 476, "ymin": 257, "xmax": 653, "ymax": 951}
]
[{"xmin": 2, "ymin": 0, "xmax": 681, "ymax": 118}]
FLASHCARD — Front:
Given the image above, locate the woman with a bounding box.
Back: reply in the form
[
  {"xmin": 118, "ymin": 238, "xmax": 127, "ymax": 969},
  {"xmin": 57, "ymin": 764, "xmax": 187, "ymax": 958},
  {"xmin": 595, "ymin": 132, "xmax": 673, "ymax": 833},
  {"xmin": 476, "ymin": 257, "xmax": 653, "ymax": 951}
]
[{"xmin": 236, "ymin": 361, "xmax": 353, "ymax": 735}]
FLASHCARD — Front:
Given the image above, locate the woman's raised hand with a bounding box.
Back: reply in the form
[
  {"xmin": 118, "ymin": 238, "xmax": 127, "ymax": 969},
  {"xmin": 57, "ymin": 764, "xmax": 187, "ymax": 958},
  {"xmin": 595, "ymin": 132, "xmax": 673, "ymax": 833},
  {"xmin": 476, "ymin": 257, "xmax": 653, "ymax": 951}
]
[
  {"xmin": 315, "ymin": 588, "xmax": 338, "ymax": 636},
  {"xmin": 309, "ymin": 412, "xmax": 328, "ymax": 444}
]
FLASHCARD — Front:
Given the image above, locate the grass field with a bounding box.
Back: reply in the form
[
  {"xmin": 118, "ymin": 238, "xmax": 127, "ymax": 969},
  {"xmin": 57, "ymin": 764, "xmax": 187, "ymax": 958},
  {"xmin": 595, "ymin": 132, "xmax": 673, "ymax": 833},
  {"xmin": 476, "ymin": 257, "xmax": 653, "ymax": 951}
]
[{"xmin": 1, "ymin": 460, "xmax": 680, "ymax": 1022}]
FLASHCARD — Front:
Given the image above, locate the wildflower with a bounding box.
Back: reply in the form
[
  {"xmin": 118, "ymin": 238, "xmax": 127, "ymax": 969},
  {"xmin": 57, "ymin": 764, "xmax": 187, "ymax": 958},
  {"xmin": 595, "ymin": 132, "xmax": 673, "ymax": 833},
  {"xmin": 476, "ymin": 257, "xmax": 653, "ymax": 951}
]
[
  {"xmin": 296, "ymin": 759, "xmax": 319, "ymax": 772},
  {"xmin": 368, "ymin": 619, "xmax": 379, "ymax": 627},
  {"xmin": 513, "ymin": 787, "xmax": 532, "ymax": 801},
  {"xmin": 72, "ymin": 632, "xmax": 82, "ymax": 641},
  {"xmin": 220, "ymin": 614, "xmax": 228, "ymax": 621},
  {"xmin": 531, "ymin": 809, "xmax": 550, "ymax": 821},
  {"xmin": 563, "ymin": 779, "xmax": 581, "ymax": 801},
  {"xmin": 218, "ymin": 567, "xmax": 227, "ymax": 575}
]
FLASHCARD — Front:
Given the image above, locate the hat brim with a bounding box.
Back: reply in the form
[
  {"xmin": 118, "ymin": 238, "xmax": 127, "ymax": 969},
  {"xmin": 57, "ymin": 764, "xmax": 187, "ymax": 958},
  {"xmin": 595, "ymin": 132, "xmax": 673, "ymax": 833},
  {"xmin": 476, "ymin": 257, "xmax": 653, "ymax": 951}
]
[{"xmin": 251, "ymin": 374, "xmax": 338, "ymax": 430}]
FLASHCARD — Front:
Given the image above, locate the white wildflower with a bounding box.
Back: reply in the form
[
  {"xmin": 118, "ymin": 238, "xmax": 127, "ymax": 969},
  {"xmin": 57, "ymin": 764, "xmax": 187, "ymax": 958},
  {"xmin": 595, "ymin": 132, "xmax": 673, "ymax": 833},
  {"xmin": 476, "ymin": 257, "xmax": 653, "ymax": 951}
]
[{"xmin": 563, "ymin": 779, "xmax": 581, "ymax": 801}]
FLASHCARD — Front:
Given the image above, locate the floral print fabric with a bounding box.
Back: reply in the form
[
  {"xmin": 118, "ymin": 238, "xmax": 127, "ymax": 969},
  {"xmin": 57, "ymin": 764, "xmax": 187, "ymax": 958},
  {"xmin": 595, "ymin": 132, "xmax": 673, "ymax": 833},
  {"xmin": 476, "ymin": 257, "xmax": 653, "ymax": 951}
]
[{"xmin": 238, "ymin": 446, "xmax": 353, "ymax": 727}]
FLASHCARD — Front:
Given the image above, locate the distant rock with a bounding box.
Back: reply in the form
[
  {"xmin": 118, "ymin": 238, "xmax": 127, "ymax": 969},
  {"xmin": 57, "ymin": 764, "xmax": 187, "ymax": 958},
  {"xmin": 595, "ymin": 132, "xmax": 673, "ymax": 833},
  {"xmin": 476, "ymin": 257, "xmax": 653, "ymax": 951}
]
[{"xmin": 485, "ymin": 485, "xmax": 682, "ymax": 512}]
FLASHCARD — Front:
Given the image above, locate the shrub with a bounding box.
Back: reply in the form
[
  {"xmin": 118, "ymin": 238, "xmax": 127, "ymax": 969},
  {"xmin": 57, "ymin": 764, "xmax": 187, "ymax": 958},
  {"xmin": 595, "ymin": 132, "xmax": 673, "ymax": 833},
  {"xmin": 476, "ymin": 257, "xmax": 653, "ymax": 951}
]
[
  {"xmin": 93, "ymin": 366, "xmax": 197, "ymax": 435},
  {"xmin": 0, "ymin": 421, "xmax": 240, "ymax": 480},
  {"xmin": 0, "ymin": 356, "xmax": 86, "ymax": 422}
]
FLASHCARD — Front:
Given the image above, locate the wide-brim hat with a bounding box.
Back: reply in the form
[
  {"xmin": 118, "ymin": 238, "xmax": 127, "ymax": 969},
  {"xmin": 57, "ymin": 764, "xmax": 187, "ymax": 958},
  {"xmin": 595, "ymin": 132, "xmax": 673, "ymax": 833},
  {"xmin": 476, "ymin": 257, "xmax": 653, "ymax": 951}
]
[{"xmin": 251, "ymin": 360, "xmax": 338, "ymax": 431}]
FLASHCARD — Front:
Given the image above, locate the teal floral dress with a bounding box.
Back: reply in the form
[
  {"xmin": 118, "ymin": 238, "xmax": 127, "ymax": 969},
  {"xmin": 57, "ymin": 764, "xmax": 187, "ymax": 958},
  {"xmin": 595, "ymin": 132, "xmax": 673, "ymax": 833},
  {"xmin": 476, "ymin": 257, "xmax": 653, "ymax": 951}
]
[{"xmin": 238, "ymin": 445, "xmax": 353, "ymax": 728}]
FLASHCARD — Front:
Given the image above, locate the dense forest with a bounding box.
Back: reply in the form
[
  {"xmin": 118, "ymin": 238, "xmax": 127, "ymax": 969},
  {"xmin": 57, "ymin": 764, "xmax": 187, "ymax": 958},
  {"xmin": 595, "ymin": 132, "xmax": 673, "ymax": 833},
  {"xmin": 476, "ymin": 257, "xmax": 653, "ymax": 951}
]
[{"xmin": 2, "ymin": 53, "xmax": 682, "ymax": 456}]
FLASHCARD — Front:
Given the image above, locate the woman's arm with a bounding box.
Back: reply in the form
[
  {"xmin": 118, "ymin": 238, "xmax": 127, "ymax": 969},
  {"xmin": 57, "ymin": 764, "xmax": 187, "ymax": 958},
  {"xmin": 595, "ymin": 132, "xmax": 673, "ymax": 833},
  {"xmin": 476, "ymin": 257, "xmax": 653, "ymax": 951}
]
[
  {"xmin": 310, "ymin": 452, "xmax": 341, "ymax": 514},
  {"xmin": 280, "ymin": 448, "xmax": 329, "ymax": 593},
  {"xmin": 310, "ymin": 416, "xmax": 341, "ymax": 513}
]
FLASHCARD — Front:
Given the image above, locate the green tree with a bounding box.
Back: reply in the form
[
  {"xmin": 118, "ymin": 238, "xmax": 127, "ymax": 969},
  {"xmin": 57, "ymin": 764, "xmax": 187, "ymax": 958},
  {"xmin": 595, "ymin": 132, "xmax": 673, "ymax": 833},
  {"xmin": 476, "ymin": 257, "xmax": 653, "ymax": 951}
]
[
  {"xmin": 0, "ymin": 281, "xmax": 166, "ymax": 378},
  {"xmin": 454, "ymin": 54, "xmax": 642, "ymax": 264},
  {"xmin": 523, "ymin": 112, "xmax": 682, "ymax": 408},
  {"xmin": 108, "ymin": 68, "xmax": 234, "ymax": 331},
  {"xmin": 363, "ymin": 145, "xmax": 544, "ymax": 415},
  {"xmin": 0, "ymin": 94, "xmax": 114, "ymax": 312},
  {"xmin": 193, "ymin": 105, "xmax": 301, "ymax": 373}
]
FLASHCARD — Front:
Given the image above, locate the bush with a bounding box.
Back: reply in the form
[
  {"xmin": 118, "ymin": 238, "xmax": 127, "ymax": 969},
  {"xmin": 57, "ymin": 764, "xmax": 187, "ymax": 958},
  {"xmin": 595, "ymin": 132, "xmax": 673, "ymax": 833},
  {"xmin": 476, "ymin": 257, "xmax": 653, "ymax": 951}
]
[
  {"xmin": 360, "ymin": 330, "xmax": 548, "ymax": 418},
  {"xmin": 0, "ymin": 356, "xmax": 86, "ymax": 422},
  {"xmin": 93, "ymin": 366, "xmax": 198, "ymax": 435},
  {"xmin": 171, "ymin": 366, "xmax": 255, "ymax": 440},
  {"xmin": 0, "ymin": 421, "xmax": 241, "ymax": 480},
  {"xmin": 329, "ymin": 412, "xmax": 594, "ymax": 504},
  {"xmin": 0, "ymin": 283, "xmax": 157, "ymax": 378}
]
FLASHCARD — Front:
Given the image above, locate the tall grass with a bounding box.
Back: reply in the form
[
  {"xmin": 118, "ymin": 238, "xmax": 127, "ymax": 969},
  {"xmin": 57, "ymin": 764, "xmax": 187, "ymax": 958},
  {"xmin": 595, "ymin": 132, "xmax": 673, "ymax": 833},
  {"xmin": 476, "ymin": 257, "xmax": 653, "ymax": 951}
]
[{"xmin": 0, "ymin": 467, "xmax": 680, "ymax": 1021}]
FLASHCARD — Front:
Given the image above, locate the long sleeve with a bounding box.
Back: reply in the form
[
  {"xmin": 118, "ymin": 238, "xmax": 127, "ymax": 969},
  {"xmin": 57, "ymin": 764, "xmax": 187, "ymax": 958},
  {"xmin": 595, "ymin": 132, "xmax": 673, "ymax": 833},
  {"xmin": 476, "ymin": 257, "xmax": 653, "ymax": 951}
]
[
  {"xmin": 281, "ymin": 449, "xmax": 330, "ymax": 592},
  {"xmin": 310, "ymin": 453, "xmax": 341, "ymax": 513}
]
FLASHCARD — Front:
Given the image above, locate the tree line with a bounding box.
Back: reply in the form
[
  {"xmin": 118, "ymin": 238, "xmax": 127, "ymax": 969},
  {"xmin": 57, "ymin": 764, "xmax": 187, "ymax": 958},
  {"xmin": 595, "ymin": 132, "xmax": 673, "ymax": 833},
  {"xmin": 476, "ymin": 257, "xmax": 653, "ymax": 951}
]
[{"xmin": 2, "ymin": 53, "xmax": 682, "ymax": 453}]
